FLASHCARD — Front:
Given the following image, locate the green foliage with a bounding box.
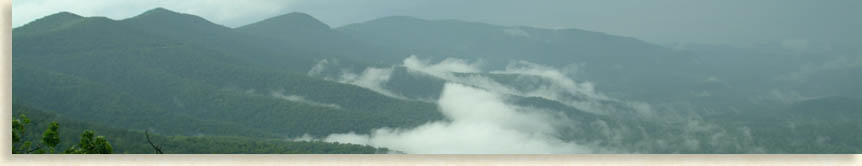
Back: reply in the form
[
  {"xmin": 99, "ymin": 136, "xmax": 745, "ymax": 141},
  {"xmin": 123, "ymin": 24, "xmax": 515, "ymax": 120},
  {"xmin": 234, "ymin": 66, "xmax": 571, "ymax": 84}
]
[
  {"xmin": 41, "ymin": 122, "xmax": 60, "ymax": 153},
  {"xmin": 12, "ymin": 9, "xmax": 443, "ymax": 140},
  {"xmin": 11, "ymin": 115, "xmax": 31, "ymax": 154},
  {"xmin": 64, "ymin": 130, "xmax": 113, "ymax": 154},
  {"xmin": 13, "ymin": 113, "xmax": 111, "ymax": 154},
  {"xmin": 12, "ymin": 103, "xmax": 389, "ymax": 154},
  {"xmin": 12, "ymin": 115, "xmax": 62, "ymax": 154},
  {"xmin": 12, "ymin": 8, "xmax": 861, "ymax": 154}
]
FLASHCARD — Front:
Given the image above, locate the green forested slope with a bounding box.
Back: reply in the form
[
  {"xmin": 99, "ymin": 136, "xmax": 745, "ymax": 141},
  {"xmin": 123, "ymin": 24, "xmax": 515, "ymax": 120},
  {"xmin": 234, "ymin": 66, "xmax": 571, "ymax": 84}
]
[
  {"xmin": 12, "ymin": 103, "xmax": 389, "ymax": 154},
  {"xmin": 13, "ymin": 7, "xmax": 860, "ymax": 154},
  {"xmin": 12, "ymin": 9, "xmax": 443, "ymax": 140}
]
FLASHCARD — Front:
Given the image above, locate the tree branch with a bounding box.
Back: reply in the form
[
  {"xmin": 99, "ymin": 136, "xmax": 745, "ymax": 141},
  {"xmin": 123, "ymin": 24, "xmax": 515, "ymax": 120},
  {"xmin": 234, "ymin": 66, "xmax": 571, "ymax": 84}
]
[
  {"xmin": 25, "ymin": 144, "xmax": 43, "ymax": 153},
  {"xmin": 145, "ymin": 130, "xmax": 164, "ymax": 154}
]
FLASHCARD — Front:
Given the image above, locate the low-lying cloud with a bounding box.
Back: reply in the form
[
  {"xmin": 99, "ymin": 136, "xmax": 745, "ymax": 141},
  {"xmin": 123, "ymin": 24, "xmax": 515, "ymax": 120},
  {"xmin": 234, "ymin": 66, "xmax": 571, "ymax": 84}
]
[
  {"xmin": 402, "ymin": 55, "xmax": 483, "ymax": 77},
  {"xmin": 271, "ymin": 90, "xmax": 342, "ymax": 109},
  {"xmin": 304, "ymin": 56, "xmax": 770, "ymax": 153},
  {"xmin": 402, "ymin": 55, "xmax": 653, "ymax": 115},
  {"xmin": 311, "ymin": 55, "xmax": 655, "ymax": 115},
  {"xmin": 321, "ymin": 83, "xmax": 594, "ymax": 154},
  {"xmin": 309, "ymin": 59, "xmax": 410, "ymax": 100}
]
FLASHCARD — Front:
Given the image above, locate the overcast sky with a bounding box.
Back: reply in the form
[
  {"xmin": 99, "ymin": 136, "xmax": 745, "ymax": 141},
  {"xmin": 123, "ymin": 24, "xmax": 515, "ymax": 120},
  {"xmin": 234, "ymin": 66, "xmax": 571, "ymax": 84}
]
[{"xmin": 12, "ymin": 0, "xmax": 862, "ymax": 45}]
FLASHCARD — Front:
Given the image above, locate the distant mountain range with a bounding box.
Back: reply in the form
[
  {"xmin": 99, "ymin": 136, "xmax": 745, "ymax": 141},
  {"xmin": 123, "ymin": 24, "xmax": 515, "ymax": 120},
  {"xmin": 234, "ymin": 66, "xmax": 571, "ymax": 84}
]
[{"xmin": 12, "ymin": 8, "xmax": 861, "ymax": 153}]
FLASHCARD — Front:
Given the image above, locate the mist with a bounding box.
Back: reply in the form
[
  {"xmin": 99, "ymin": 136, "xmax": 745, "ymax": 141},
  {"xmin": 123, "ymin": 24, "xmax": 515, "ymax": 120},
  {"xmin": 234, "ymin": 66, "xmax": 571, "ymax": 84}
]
[
  {"xmin": 300, "ymin": 55, "xmax": 675, "ymax": 153},
  {"xmin": 14, "ymin": 0, "xmax": 862, "ymax": 45},
  {"xmin": 11, "ymin": 0, "xmax": 861, "ymax": 154},
  {"xmin": 402, "ymin": 55, "xmax": 653, "ymax": 115},
  {"xmin": 322, "ymin": 83, "xmax": 595, "ymax": 154},
  {"xmin": 271, "ymin": 90, "xmax": 342, "ymax": 109}
]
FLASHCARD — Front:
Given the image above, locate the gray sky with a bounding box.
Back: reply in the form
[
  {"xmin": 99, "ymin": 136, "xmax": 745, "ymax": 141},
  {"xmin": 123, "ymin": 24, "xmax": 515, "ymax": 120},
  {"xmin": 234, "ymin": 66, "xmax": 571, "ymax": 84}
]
[{"xmin": 12, "ymin": 0, "xmax": 862, "ymax": 45}]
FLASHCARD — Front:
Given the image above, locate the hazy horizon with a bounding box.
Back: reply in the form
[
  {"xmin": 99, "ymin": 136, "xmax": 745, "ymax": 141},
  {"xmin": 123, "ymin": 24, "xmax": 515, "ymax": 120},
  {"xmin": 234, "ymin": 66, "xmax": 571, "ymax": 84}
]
[
  {"xmin": 10, "ymin": 0, "xmax": 862, "ymax": 155},
  {"xmin": 13, "ymin": 0, "xmax": 862, "ymax": 46}
]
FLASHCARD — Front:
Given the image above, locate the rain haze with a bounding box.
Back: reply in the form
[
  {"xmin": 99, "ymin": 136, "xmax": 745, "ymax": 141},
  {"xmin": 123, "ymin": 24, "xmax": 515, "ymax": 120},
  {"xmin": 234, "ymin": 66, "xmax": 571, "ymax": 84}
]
[
  {"xmin": 13, "ymin": 0, "xmax": 862, "ymax": 45},
  {"xmin": 10, "ymin": 0, "xmax": 862, "ymax": 155}
]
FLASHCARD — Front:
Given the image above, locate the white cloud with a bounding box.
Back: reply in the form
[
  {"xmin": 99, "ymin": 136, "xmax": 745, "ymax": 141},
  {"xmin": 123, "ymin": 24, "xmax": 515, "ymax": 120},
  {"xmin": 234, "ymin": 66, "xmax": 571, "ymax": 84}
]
[
  {"xmin": 402, "ymin": 55, "xmax": 482, "ymax": 78},
  {"xmin": 308, "ymin": 59, "xmax": 413, "ymax": 100},
  {"xmin": 272, "ymin": 90, "xmax": 342, "ymax": 109},
  {"xmin": 402, "ymin": 56, "xmax": 653, "ymax": 115},
  {"xmin": 491, "ymin": 60, "xmax": 610, "ymax": 101},
  {"xmin": 307, "ymin": 58, "xmax": 331, "ymax": 77},
  {"xmin": 303, "ymin": 56, "xmax": 709, "ymax": 153},
  {"xmin": 322, "ymin": 83, "xmax": 594, "ymax": 154},
  {"xmin": 337, "ymin": 66, "xmax": 411, "ymax": 100},
  {"xmin": 314, "ymin": 55, "xmax": 654, "ymax": 115}
]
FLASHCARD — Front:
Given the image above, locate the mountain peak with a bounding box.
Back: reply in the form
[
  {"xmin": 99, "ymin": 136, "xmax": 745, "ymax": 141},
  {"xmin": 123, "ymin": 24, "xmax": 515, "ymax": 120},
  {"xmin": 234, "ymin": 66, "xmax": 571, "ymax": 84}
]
[
  {"xmin": 280, "ymin": 12, "xmax": 316, "ymax": 20},
  {"xmin": 242, "ymin": 12, "xmax": 330, "ymax": 30},
  {"xmin": 132, "ymin": 7, "xmax": 197, "ymax": 21},
  {"xmin": 125, "ymin": 7, "xmax": 225, "ymax": 30},
  {"xmin": 14, "ymin": 11, "xmax": 90, "ymax": 35},
  {"xmin": 23, "ymin": 11, "xmax": 84, "ymax": 26},
  {"xmin": 139, "ymin": 7, "xmax": 179, "ymax": 16},
  {"xmin": 236, "ymin": 12, "xmax": 334, "ymax": 40},
  {"xmin": 49, "ymin": 11, "xmax": 83, "ymax": 19}
]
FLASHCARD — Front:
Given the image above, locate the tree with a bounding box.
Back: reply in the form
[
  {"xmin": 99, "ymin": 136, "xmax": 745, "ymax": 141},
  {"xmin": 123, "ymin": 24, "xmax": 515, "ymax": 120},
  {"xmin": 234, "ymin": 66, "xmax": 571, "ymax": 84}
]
[
  {"xmin": 11, "ymin": 115, "xmax": 33, "ymax": 154},
  {"xmin": 12, "ymin": 115, "xmax": 62, "ymax": 154},
  {"xmin": 41, "ymin": 122, "xmax": 61, "ymax": 153},
  {"xmin": 64, "ymin": 130, "xmax": 113, "ymax": 154},
  {"xmin": 12, "ymin": 114, "xmax": 113, "ymax": 154}
]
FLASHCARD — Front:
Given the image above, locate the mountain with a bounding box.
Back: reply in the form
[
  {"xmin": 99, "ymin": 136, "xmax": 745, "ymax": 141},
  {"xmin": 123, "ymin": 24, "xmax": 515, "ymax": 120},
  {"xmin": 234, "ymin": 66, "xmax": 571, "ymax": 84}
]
[
  {"xmin": 13, "ymin": 9, "xmax": 443, "ymax": 141},
  {"xmin": 237, "ymin": 12, "xmax": 332, "ymax": 39},
  {"xmin": 124, "ymin": 7, "xmax": 233, "ymax": 36},
  {"xmin": 238, "ymin": 12, "xmax": 406, "ymax": 66},
  {"xmin": 338, "ymin": 16, "xmax": 675, "ymax": 67},
  {"xmin": 12, "ymin": 13, "xmax": 160, "ymax": 57},
  {"xmin": 12, "ymin": 11, "xmax": 83, "ymax": 36},
  {"xmin": 12, "ymin": 8, "xmax": 861, "ymax": 154},
  {"xmin": 122, "ymin": 8, "xmax": 325, "ymax": 72},
  {"xmin": 336, "ymin": 16, "xmax": 710, "ymax": 102}
]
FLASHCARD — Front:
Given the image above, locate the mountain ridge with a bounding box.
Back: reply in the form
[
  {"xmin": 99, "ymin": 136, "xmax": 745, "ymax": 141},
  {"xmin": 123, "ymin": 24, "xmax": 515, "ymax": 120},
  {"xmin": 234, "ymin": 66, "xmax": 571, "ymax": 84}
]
[
  {"xmin": 128, "ymin": 7, "xmax": 229, "ymax": 29},
  {"xmin": 238, "ymin": 12, "xmax": 331, "ymax": 31}
]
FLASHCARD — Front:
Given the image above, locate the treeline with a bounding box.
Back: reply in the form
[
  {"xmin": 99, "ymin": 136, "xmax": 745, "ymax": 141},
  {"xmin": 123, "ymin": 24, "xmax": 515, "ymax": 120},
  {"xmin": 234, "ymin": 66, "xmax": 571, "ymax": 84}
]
[{"xmin": 11, "ymin": 103, "xmax": 389, "ymax": 154}]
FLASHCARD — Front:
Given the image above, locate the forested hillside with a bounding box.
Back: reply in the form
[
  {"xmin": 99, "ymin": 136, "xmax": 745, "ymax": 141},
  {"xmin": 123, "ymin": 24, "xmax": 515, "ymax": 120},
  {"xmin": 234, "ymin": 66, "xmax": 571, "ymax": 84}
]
[
  {"xmin": 12, "ymin": 7, "xmax": 861, "ymax": 154},
  {"xmin": 12, "ymin": 103, "xmax": 388, "ymax": 154}
]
